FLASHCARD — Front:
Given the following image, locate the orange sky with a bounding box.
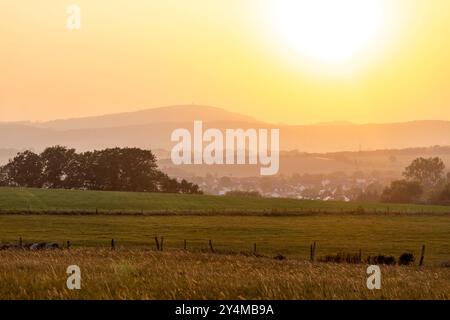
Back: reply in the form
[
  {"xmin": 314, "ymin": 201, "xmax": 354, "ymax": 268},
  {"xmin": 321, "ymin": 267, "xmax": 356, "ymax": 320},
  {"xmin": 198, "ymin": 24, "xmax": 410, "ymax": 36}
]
[{"xmin": 1, "ymin": 0, "xmax": 449, "ymax": 124}]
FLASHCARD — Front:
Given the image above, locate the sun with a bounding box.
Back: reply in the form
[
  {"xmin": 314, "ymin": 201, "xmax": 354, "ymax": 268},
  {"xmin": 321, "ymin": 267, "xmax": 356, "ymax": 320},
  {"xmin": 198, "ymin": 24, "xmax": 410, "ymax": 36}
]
[{"xmin": 270, "ymin": 0, "xmax": 386, "ymax": 64}]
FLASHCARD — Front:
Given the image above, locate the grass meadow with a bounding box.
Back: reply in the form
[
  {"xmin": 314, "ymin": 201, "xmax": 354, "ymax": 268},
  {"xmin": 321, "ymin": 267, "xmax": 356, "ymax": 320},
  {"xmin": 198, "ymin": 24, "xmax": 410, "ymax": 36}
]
[{"xmin": 0, "ymin": 249, "xmax": 448, "ymax": 300}]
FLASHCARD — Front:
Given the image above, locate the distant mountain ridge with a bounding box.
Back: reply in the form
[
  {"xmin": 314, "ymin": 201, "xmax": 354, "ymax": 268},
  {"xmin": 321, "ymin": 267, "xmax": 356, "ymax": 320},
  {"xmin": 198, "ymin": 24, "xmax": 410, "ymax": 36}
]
[
  {"xmin": 313, "ymin": 121, "xmax": 354, "ymax": 126},
  {"xmin": 2, "ymin": 105, "xmax": 450, "ymax": 153},
  {"xmin": 29, "ymin": 105, "xmax": 259, "ymax": 130}
]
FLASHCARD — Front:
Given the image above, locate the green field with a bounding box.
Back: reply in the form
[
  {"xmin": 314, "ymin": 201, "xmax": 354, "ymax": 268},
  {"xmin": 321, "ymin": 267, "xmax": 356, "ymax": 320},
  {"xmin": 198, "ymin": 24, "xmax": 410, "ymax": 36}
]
[
  {"xmin": 0, "ymin": 187, "xmax": 449, "ymax": 265},
  {"xmin": 1, "ymin": 214, "xmax": 449, "ymax": 264},
  {"xmin": 1, "ymin": 187, "xmax": 450, "ymax": 214}
]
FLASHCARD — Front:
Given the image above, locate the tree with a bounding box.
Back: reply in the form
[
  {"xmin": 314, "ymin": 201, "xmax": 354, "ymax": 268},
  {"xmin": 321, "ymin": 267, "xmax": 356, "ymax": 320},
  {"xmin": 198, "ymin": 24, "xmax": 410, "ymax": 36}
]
[
  {"xmin": 40, "ymin": 146, "xmax": 76, "ymax": 188},
  {"xmin": 1, "ymin": 147, "xmax": 202, "ymax": 194},
  {"xmin": 2, "ymin": 151, "xmax": 43, "ymax": 187},
  {"xmin": 159, "ymin": 175, "xmax": 181, "ymax": 193},
  {"xmin": 84, "ymin": 148, "xmax": 160, "ymax": 192},
  {"xmin": 219, "ymin": 176, "xmax": 232, "ymax": 188},
  {"xmin": 117, "ymin": 148, "xmax": 159, "ymax": 192},
  {"xmin": 380, "ymin": 180, "xmax": 423, "ymax": 203},
  {"xmin": 63, "ymin": 152, "xmax": 92, "ymax": 189},
  {"xmin": 432, "ymin": 183, "xmax": 450, "ymax": 204},
  {"xmin": 356, "ymin": 182, "xmax": 383, "ymax": 202},
  {"xmin": 0, "ymin": 166, "xmax": 8, "ymax": 186},
  {"xmin": 403, "ymin": 157, "xmax": 445, "ymax": 188},
  {"xmin": 179, "ymin": 179, "xmax": 202, "ymax": 194}
]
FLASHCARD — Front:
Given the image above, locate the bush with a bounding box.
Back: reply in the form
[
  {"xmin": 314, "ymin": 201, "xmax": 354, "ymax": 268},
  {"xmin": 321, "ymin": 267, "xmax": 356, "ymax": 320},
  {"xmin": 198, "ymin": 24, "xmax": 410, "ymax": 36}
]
[
  {"xmin": 398, "ymin": 252, "xmax": 415, "ymax": 265},
  {"xmin": 381, "ymin": 180, "xmax": 423, "ymax": 203},
  {"xmin": 355, "ymin": 205, "xmax": 365, "ymax": 214},
  {"xmin": 430, "ymin": 183, "xmax": 450, "ymax": 205},
  {"xmin": 367, "ymin": 255, "xmax": 396, "ymax": 265},
  {"xmin": 319, "ymin": 252, "xmax": 362, "ymax": 264}
]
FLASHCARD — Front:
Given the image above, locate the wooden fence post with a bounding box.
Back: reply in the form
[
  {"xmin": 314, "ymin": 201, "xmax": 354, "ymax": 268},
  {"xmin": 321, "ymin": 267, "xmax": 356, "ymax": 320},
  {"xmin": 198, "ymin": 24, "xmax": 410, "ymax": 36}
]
[
  {"xmin": 419, "ymin": 245, "xmax": 425, "ymax": 266},
  {"xmin": 209, "ymin": 240, "xmax": 214, "ymax": 253},
  {"xmin": 111, "ymin": 238, "xmax": 115, "ymax": 250},
  {"xmin": 314, "ymin": 241, "xmax": 317, "ymax": 262},
  {"xmin": 155, "ymin": 237, "xmax": 160, "ymax": 251},
  {"xmin": 310, "ymin": 241, "xmax": 317, "ymax": 262},
  {"xmin": 67, "ymin": 240, "xmax": 71, "ymax": 249},
  {"xmin": 19, "ymin": 237, "xmax": 22, "ymax": 247},
  {"xmin": 253, "ymin": 243, "xmax": 257, "ymax": 254}
]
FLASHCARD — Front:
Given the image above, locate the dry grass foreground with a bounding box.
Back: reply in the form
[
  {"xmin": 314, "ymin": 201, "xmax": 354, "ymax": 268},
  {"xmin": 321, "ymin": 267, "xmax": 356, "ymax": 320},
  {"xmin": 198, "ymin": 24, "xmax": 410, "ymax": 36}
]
[{"xmin": 0, "ymin": 249, "xmax": 448, "ymax": 300}]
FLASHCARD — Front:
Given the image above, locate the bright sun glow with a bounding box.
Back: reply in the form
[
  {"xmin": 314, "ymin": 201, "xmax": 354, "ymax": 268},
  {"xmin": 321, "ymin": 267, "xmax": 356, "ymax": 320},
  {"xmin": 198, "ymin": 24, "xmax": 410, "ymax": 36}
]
[{"xmin": 270, "ymin": 0, "xmax": 386, "ymax": 64}]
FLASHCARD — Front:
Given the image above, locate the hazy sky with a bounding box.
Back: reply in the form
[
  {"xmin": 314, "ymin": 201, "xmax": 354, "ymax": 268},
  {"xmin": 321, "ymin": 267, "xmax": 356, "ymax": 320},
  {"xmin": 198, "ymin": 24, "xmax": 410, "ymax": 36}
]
[{"xmin": 1, "ymin": 0, "xmax": 449, "ymax": 124}]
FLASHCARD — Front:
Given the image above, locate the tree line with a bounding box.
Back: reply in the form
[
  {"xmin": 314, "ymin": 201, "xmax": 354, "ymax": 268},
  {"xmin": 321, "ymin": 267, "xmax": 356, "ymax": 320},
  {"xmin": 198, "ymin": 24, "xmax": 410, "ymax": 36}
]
[
  {"xmin": 381, "ymin": 157, "xmax": 450, "ymax": 204},
  {"xmin": 0, "ymin": 146, "xmax": 202, "ymax": 194}
]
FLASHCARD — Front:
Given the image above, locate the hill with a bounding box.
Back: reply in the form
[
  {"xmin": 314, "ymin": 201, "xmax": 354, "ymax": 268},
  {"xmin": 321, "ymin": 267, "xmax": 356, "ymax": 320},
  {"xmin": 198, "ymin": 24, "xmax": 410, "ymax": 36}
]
[
  {"xmin": 3, "ymin": 105, "xmax": 450, "ymax": 154},
  {"xmin": 31, "ymin": 105, "xmax": 258, "ymax": 130}
]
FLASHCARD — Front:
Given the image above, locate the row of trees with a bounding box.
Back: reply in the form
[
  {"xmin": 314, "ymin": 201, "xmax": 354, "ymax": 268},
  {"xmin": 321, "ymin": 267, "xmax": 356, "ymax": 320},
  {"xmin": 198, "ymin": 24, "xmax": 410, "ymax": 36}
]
[
  {"xmin": 381, "ymin": 157, "xmax": 450, "ymax": 204},
  {"xmin": 0, "ymin": 146, "xmax": 202, "ymax": 194}
]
